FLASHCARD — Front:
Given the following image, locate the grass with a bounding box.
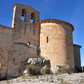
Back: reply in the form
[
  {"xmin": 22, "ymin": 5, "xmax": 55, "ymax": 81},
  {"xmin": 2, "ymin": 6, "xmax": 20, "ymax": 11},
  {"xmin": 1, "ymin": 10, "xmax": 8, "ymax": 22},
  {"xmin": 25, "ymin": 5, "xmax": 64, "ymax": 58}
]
[
  {"xmin": 41, "ymin": 66, "xmax": 50, "ymax": 75},
  {"xmin": 26, "ymin": 64, "xmax": 40, "ymax": 76},
  {"xmin": 55, "ymin": 66, "xmax": 75, "ymax": 75}
]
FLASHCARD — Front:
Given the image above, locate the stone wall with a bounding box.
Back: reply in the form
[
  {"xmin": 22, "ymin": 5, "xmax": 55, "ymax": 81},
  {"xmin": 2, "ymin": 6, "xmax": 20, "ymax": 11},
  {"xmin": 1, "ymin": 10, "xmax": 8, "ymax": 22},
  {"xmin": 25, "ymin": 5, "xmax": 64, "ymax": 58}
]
[
  {"xmin": 7, "ymin": 44, "xmax": 38, "ymax": 78},
  {"xmin": 40, "ymin": 19, "xmax": 75, "ymax": 72},
  {"xmin": 6, "ymin": 4, "xmax": 40, "ymax": 78},
  {"xmin": 0, "ymin": 25, "xmax": 39, "ymax": 78},
  {"xmin": 12, "ymin": 4, "xmax": 40, "ymax": 46},
  {"xmin": 0, "ymin": 25, "xmax": 13, "ymax": 79},
  {"xmin": 0, "ymin": 4, "xmax": 40, "ymax": 79},
  {"xmin": 73, "ymin": 44, "xmax": 82, "ymax": 72},
  {"xmin": 0, "ymin": 4, "xmax": 82, "ymax": 79}
]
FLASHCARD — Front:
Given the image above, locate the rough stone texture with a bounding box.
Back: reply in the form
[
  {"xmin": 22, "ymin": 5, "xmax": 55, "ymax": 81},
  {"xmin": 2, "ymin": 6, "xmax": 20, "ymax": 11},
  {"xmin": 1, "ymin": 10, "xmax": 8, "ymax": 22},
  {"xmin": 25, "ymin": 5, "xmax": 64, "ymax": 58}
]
[
  {"xmin": 7, "ymin": 44, "xmax": 38, "ymax": 78},
  {"xmin": 27, "ymin": 58, "xmax": 43, "ymax": 64},
  {"xmin": 0, "ymin": 4, "xmax": 82, "ymax": 79},
  {"xmin": 27, "ymin": 58, "xmax": 50, "ymax": 66},
  {"xmin": 0, "ymin": 4, "xmax": 40, "ymax": 79},
  {"xmin": 0, "ymin": 25, "xmax": 13, "ymax": 79},
  {"xmin": 12, "ymin": 4, "xmax": 40, "ymax": 45},
  {"xmin": 23, "ymin": 58, "xmax": 50, "ymax": 75},
  {"xmin": 40, "ymin": 22, "xmax": 75, "ymax": 73},
  {"xmin": 27, "ymin": 58, "xmax": 50, "ymax": 68},
  {"xmin": 73, "ymin": 44, "xmax": 82, "ymax": 72},
  {"xmin": 0, "ymin": 73, "xmax": 84, "ymax": 84}
]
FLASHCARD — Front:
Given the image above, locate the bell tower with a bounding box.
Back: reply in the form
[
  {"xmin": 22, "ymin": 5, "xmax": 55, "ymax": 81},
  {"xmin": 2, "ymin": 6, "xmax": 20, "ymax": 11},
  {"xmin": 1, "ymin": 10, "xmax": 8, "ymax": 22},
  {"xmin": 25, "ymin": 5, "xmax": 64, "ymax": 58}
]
[{"xmin": 12, "ymin": 4, "xmax": 40, "ymax": 46}]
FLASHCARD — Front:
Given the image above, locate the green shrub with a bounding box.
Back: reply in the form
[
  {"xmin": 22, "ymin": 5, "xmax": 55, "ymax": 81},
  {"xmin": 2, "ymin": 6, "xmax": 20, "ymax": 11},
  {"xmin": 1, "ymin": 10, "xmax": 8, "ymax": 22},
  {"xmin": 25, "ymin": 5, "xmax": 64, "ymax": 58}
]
[
  {"xmin": 41, "ymin": 66, "xmax": 50, "ymax": 75},
  {"xmin": 56, "ymin": 66, "xmax": 75, "ymax": 75},
  {"xmin": 26, "ymin": 64, "xmax": 40, "ymax": 75},
  {"xmin": 36, "ymin": 56, "xmax": 44, "ymax": 59}
]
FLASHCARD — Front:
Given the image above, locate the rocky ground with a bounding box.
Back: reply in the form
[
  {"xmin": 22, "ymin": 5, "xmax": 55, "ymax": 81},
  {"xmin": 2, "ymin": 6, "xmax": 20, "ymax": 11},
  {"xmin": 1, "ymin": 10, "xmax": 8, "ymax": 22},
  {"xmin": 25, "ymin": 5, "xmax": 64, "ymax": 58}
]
[{"xmin": 0, "ymin": 73, "xmax": 84, "ymax": 84}]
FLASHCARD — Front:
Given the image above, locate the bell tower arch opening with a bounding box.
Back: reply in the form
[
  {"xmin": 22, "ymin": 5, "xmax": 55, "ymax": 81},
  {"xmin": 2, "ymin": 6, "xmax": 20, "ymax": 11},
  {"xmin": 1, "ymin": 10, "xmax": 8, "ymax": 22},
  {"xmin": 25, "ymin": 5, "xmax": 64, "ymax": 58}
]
[
  {"xmin": 21, "ymin": 9, "xmax": 26, "ymax": 21},
  {"xmin": 12, "ymin": 4, "xmax": 40, "ymax": 46},
  {"xmin": 30, "ymin": 12, "xmax": 35, "ymax": 23},
  {"xmin": 12, "ymin": 4, "xmax": 40, "ymax": 28}
]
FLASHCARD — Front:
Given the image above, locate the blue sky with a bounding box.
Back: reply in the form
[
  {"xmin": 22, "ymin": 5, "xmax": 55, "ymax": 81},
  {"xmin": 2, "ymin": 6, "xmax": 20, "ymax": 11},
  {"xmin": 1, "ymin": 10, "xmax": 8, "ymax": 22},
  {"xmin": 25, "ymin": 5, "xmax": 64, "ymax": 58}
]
[{"xmin": 0, "ymin": 0, "xmax": 84, "ymax": 66}]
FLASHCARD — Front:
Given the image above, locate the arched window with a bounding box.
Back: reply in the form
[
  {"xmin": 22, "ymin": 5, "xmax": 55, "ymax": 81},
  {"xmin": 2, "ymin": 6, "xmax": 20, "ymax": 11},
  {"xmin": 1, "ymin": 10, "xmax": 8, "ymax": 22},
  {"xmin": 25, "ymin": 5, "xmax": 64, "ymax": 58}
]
[
  {"xmin": 30, "ymin": 13, "xmax": 35, "ymax": 23},
  {"xmin": 21, "ymin": 9, "xmax": 25, "ymax": 21}
]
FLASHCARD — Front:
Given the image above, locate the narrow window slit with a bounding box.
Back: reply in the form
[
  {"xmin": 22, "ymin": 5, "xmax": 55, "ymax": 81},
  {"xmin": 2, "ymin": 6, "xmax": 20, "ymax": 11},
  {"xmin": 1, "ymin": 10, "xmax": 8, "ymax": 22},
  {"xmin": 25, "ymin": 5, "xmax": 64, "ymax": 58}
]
[{"xmin": 47, "ymin": 37, "xmax": 48, "ymax": 43}]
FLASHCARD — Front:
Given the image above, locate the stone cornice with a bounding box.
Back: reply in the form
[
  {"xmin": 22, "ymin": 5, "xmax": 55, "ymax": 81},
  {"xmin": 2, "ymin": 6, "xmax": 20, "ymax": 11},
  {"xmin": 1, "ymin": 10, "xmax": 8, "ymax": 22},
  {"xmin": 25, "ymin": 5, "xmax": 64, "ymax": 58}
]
[
  {"xmin": 39, "ymin": 19, "xmax": 74, "ymax": 31},
  {"xmin": 13, "ymin": 4, "xmax": 40, "ymax": 14},
  {"xmin": 73, "ymin": 44, "xmax": 81, "ymax": 48}
]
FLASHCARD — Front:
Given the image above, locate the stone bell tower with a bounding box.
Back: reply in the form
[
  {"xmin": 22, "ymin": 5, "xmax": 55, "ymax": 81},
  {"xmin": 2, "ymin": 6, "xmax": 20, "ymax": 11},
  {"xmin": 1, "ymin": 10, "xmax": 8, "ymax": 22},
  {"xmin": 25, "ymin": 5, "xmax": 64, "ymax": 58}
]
[{"xmin": 12, "ymin": 4, "xmax": 40, "ymax": 46}]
